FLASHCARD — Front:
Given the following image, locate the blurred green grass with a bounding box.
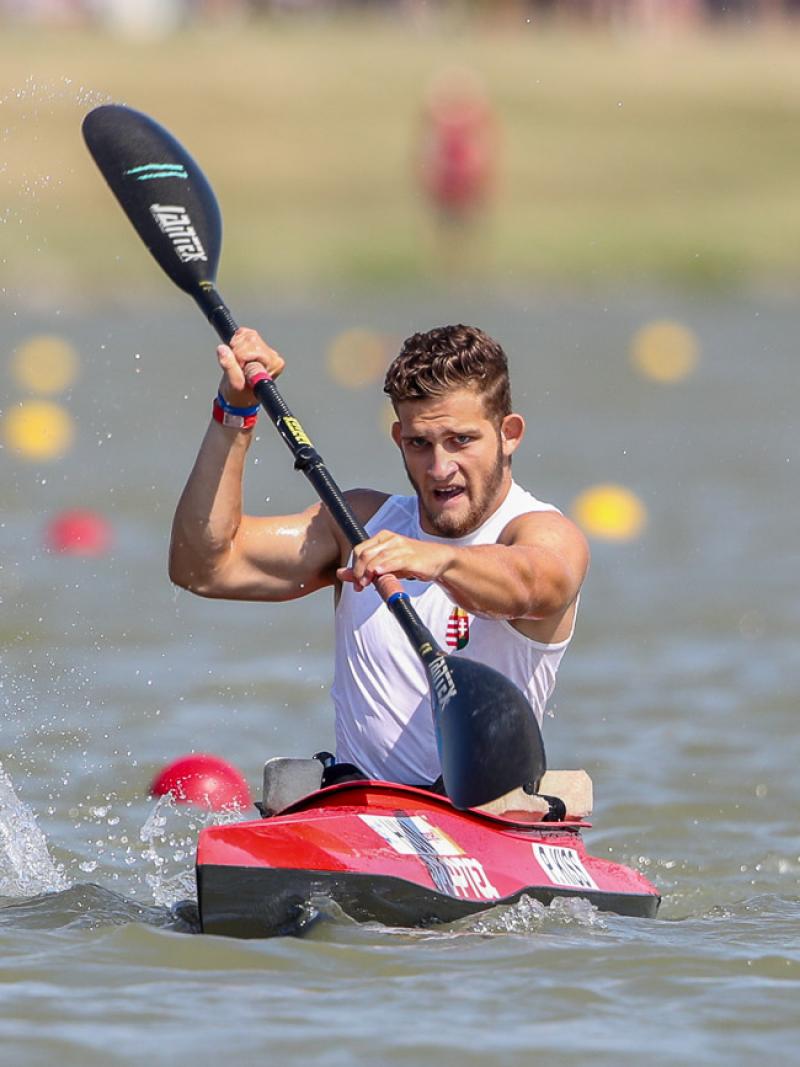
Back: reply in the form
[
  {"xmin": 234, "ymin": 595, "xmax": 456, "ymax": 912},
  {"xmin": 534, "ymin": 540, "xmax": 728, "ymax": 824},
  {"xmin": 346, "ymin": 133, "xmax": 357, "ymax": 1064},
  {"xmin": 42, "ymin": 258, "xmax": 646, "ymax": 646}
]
[{"xmin": 4, "ymin": 18, "xmax": 800, "ymax": 299}]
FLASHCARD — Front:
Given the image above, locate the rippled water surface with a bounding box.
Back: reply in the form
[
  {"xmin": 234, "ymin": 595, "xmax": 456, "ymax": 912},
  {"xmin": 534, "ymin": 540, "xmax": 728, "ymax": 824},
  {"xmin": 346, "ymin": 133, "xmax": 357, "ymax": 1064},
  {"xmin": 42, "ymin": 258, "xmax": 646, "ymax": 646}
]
[{"xmin": 1, "ymin": 293, "xmax": 798, "ymax": 1065}]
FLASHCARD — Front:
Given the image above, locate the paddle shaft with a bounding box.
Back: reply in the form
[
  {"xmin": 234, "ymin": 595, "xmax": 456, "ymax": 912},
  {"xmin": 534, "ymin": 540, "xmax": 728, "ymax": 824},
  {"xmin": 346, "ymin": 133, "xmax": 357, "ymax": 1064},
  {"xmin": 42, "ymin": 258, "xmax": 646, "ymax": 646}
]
[{"xmin": 197, "ymin": 286, "xmax": 440, "ymax": 662}]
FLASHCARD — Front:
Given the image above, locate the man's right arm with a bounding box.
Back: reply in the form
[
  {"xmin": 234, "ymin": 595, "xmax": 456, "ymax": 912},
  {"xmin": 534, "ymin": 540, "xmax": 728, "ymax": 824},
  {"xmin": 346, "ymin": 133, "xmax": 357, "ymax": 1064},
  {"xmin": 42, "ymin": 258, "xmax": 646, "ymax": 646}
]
[
  {"xmin": 168, "ymin": 418, "xmax": 342, "ymax": 601},
  {"xmin": 169, "ymin": 327, "xmax": 341, "ymax": 601},
  {"xmin": 168, "ymin": 327, "xmax": 388, "ymax": 602}
]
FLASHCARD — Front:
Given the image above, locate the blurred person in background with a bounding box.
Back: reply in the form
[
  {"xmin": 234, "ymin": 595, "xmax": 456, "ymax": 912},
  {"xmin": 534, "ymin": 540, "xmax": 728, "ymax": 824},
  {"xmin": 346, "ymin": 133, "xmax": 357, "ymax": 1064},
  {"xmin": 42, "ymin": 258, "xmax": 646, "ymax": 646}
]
[{"xmin": 415, "ymin": 69, "xmax": 499, "ymax": 275}]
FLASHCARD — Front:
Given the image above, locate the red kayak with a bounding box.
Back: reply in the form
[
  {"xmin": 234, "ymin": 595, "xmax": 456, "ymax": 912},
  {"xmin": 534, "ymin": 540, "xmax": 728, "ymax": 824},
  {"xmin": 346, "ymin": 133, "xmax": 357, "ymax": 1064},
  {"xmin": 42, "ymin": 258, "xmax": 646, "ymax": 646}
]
[{"xmin": 196, "ymin": 764, "xmax": 660, "ymax": 938}]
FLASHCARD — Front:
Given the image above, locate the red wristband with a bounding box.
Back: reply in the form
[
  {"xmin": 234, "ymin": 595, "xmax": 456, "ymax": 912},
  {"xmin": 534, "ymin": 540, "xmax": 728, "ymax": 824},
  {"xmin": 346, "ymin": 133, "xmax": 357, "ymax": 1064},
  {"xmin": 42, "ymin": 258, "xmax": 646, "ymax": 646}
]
[{"xmin": 212, "ymin": 397, "xmax": 258, "ymax": 430}]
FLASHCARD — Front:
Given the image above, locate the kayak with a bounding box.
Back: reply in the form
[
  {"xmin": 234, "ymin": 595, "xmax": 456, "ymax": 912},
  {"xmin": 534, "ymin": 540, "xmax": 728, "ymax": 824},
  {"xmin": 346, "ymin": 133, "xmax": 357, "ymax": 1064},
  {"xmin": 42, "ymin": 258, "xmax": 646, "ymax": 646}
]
[{"xmin": 196, "ymin": 759, "xmax": 660, "ymax": 937}]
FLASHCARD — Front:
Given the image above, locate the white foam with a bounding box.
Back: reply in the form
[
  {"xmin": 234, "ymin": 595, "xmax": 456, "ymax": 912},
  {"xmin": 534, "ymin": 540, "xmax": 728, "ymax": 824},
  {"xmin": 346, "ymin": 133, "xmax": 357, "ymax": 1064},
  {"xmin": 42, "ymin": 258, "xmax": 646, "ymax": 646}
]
[{"xmin": 0, "ymin": 762, "xmax": 69, "ymax": 897}]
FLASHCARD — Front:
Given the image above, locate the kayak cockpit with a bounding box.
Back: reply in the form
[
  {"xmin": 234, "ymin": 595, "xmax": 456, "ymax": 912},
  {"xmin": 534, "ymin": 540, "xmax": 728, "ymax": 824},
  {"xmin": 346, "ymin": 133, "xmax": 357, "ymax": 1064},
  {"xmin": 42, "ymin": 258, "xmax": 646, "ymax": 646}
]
[{"xmin": 257, "ymin": 755, "xmax": 593, "ymax": 828}]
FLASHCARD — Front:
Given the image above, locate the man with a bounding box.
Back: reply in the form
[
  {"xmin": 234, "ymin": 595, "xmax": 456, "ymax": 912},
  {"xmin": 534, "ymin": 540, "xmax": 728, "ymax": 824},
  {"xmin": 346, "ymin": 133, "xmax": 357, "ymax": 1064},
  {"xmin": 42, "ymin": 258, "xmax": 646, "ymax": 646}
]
[{"xmin": 169, "ymin": 324, "xmax": 589, "ymax": 789}]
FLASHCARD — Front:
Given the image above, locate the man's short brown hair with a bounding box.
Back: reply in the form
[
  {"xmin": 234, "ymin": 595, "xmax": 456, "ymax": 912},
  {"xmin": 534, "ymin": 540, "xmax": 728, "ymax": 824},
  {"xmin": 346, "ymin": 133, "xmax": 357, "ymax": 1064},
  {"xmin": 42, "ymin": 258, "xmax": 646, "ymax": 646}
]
[{"xmin": 383, "ymin": 324, "xmax": 512, "ymax": 423}]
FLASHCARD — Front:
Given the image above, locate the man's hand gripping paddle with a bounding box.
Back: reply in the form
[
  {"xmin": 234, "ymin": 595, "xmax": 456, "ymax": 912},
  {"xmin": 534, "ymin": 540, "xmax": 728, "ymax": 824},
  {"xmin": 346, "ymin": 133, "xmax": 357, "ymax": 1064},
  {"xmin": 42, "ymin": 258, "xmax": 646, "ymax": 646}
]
[{"xmin": 81, "ymin": 103, "xmax": 546, "ymax": 809}]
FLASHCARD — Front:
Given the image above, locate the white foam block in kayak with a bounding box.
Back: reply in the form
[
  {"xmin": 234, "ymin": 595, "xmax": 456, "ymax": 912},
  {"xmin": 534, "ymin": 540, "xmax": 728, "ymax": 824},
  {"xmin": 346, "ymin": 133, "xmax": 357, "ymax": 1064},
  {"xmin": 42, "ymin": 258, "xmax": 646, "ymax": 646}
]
[{"xmin": 477, "ymin": 770, "xmax": 593, "ymax": 819}]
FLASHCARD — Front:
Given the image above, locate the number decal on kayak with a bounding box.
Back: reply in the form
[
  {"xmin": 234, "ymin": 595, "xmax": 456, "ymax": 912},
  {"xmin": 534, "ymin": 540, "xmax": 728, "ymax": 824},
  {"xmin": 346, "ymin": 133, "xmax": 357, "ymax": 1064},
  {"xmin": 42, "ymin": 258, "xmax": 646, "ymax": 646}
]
[
  {"xmin": 360, "ymin": 814, "xmax": 499, "ymax": 902},
  {"xmin": 532, "ymin": 843, "xmax": 598, "ymax": 890}
]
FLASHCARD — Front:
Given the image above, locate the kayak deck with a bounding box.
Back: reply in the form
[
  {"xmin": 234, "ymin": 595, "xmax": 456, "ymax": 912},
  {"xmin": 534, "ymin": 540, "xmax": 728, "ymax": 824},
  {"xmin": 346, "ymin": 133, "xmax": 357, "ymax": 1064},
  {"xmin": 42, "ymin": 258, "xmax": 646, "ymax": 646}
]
[{"xmin": 196, "ymin": 780, "xmax": 660, "ymax": 937}]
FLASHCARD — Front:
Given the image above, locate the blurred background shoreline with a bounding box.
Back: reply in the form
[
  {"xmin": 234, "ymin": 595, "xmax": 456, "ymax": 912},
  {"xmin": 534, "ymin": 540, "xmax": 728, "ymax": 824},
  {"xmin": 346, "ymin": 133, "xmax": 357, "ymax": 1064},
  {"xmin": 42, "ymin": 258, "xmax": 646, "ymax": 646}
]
[{"xmin": 4, "ymin": 4, "xmax": 800, "ymax": 306}]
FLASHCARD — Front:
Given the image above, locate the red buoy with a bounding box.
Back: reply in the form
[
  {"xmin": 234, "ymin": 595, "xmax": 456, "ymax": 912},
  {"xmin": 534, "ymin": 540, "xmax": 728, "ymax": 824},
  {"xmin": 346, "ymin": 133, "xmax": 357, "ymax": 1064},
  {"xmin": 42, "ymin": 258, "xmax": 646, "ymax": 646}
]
[
  {"xmin": 46, "ymin": 508, "xmax": 112, "ymax": 557},
  {"xmin": 149, "ymin": 754, "xmax": 251, "ymax": 811}
]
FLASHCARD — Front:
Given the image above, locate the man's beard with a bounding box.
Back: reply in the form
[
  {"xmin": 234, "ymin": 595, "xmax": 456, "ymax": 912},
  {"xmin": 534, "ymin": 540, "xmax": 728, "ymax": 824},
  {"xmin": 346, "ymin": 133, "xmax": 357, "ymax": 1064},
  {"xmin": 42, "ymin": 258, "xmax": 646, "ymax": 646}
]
[{"xmin": 403, "ymin": 439, "xmax": 507, "ymax": 538}]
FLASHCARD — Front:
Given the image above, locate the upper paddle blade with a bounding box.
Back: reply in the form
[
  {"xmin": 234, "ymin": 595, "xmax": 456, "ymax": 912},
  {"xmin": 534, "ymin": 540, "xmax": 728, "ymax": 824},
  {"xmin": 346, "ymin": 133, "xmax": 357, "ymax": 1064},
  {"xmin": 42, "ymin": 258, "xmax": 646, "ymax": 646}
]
[
  {"xmin": 430, "ymin": 654, "xmax": 546, "ymax": 810},
  {"xmin": 82, "ymin": 104, "xmax": 221, "ymax": 295}
]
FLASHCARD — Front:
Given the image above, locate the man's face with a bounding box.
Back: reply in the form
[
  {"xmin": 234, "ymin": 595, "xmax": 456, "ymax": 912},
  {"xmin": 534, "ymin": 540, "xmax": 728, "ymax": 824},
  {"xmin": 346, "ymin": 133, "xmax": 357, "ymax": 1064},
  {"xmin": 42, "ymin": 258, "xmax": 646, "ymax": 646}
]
[{"xmin": 391, "ymin": 387, "xmax": 524, "ymax": 538}]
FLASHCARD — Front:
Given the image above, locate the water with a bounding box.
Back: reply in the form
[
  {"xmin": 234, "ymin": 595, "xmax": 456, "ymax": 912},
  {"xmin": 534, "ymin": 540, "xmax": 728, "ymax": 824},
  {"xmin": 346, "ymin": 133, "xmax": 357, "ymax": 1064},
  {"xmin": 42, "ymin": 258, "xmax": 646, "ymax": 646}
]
[{"xmin": 1, "ymin": 292, "xmax": 798, "ymax": 1064}]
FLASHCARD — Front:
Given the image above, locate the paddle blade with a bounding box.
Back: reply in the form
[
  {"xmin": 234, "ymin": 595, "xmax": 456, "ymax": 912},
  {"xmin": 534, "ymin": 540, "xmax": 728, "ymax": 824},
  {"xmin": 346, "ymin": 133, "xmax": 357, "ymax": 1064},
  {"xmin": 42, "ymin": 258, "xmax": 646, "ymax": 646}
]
[
  {"xmin": 82, "ymin": 104, "xmax": 221, "ymax": 295},
  {"xmin": 430, "ymin": 655, "xmax": 546, "ymax": 810}
]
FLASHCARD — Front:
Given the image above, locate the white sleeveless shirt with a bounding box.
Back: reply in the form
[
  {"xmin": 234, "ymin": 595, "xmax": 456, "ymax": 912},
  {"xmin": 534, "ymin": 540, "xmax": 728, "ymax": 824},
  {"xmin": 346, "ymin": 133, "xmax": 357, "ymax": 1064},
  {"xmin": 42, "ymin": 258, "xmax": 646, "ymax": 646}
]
[{"xmin": 331, "ymin": 481, "xmax": 576, "ymax": 784}]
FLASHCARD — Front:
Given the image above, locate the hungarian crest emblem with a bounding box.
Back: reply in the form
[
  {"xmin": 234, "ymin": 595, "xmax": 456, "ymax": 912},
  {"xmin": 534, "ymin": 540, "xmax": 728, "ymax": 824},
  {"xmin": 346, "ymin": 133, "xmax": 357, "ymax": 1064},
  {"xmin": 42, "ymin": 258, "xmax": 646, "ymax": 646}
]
[{"xmin": 446, "ymin": 606, "xmax": 470, "ymax": 650}]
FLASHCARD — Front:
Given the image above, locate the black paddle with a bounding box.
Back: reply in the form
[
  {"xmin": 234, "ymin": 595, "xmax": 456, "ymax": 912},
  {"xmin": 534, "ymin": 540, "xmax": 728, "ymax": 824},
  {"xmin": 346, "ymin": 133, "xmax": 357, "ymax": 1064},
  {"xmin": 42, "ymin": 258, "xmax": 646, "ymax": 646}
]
[{"xmin": 81, "ymin": 103, "xmax": 546, "ymax": 809}]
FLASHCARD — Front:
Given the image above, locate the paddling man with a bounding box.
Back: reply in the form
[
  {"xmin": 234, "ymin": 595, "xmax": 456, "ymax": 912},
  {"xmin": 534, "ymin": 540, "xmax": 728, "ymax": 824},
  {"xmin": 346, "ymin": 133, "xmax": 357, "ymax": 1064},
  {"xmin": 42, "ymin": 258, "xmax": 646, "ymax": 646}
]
[{"xmin": 169, "ymin": 325, "xmax": 588, "ymax": 790}]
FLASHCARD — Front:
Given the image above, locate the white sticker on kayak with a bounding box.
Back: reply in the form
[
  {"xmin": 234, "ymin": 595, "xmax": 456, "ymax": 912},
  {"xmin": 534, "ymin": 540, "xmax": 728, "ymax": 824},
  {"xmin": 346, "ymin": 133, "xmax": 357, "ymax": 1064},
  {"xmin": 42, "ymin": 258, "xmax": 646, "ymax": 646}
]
[
  {"xmin": 359, "ymin": 814, "xmax": 500, "ymax": 901},
  {"xmin": 532, "ymin": 843, "xmax": 598, "ymax": 890},
  {"xmin": 360, "ymin": 814, "xmax": 462, "ymax": 856}
]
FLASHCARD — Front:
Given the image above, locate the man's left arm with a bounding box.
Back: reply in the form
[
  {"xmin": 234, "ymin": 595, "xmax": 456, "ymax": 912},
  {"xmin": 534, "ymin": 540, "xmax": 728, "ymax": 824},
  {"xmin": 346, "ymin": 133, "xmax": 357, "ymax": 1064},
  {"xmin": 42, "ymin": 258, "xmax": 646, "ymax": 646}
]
[
  {"xmin": 441, "ymin": 511, "xmax": 588, "ymax": 622},
  {"xmin": 338, "ymin": 511, "xmax": 589, "ymax": 623}
]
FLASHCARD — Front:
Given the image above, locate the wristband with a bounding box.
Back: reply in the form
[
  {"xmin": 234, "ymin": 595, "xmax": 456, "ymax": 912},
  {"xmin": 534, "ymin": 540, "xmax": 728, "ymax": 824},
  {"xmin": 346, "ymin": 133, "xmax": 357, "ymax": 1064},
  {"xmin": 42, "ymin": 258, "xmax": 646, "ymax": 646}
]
[
  {"xmin": 216, "ymin": 391, "xmax": 260, "ymax": 416},
  {"xmin": 212, "ymin": 395, "xmax": 258, "ymax": 430}
]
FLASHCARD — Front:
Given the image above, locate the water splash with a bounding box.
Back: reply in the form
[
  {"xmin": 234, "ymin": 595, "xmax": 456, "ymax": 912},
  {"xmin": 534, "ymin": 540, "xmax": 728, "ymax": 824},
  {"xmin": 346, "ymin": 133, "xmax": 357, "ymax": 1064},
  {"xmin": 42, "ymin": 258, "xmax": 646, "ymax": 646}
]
[
  {"xmin": 303, "ymin": 891, "xmax": 607, "ymax": 941},
  {"xmin": 1, "ymin": 75, "xmax": 112, "ymax": 307},
  {"xmin": 137, "ymin": 796, "xmax": 194, "ymax": 906},
  {"xmin": 0, "ymin": 74, "xmax": 111, "ymax": 200},
  {"xmin": 0, "ymin": 75, "xmax": 111, "ymax": 122},
  {"xmin": 0, "ymin": 762, "xmax": 69, "ymax": 897},
  {"xmin": 464, "ymin": 893, "xmax": 607, "ymax": 935},
  {"xmin": 139, "ymin": 795, "xmax": 242, "ymax": 908}
]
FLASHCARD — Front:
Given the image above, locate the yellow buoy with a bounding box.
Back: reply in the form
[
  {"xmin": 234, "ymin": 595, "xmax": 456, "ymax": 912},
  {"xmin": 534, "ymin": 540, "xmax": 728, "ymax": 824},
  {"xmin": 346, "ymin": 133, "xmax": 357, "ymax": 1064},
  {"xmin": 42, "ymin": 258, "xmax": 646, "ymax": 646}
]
[
  {"xmin": 327, "ymin": 328, "xmax": 390, "ymax": 388},
  {"xmin": 11, "ymin": 334, "xmax": 80, "ymax": 395},
  {"xmin": 630, "ymin": 320, "xmax": 698, "ymax": 383},
  {"xmin": 3, "ymin": 400, "xmax": 75, "ymax": 461},
  {"xmin": 571, "ymin": 483, "xmax": 647, "ymax": 542}
]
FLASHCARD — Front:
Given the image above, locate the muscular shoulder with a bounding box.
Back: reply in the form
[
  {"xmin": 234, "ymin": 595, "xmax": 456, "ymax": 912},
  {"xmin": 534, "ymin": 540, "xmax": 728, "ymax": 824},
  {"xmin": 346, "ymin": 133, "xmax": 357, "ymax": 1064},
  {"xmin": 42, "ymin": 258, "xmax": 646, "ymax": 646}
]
[
  {"xmin": 499, "ymin": 510, "xmax": 588, "ymax": 638},
  {"xmin": 500, "ymin": 509, "xmax": 590, "ymax": 575}
]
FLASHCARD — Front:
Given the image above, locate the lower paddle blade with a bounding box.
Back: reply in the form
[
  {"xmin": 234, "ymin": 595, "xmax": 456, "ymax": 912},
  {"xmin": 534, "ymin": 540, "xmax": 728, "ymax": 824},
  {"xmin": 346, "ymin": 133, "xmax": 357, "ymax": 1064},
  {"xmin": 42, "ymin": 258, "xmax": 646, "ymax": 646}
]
[
  {"xmin": 82, "ymin": 104, "xmax": 221, "ymax": 296},
  {"xmin": 430, "ymin": 655, "xmax": 546, "ymax": 810}
]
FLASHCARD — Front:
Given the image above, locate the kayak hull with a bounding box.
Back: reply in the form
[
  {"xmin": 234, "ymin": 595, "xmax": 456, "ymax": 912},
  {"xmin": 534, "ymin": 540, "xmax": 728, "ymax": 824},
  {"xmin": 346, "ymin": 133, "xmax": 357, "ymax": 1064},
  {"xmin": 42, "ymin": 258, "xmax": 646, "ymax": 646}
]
[
  {"xmin": 198, "ymin": 864, "xmax": 659, "ymax": 938},
  {"xmin": 196, "ymin": 780, "xmax": 660, "ymax": 938}
]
